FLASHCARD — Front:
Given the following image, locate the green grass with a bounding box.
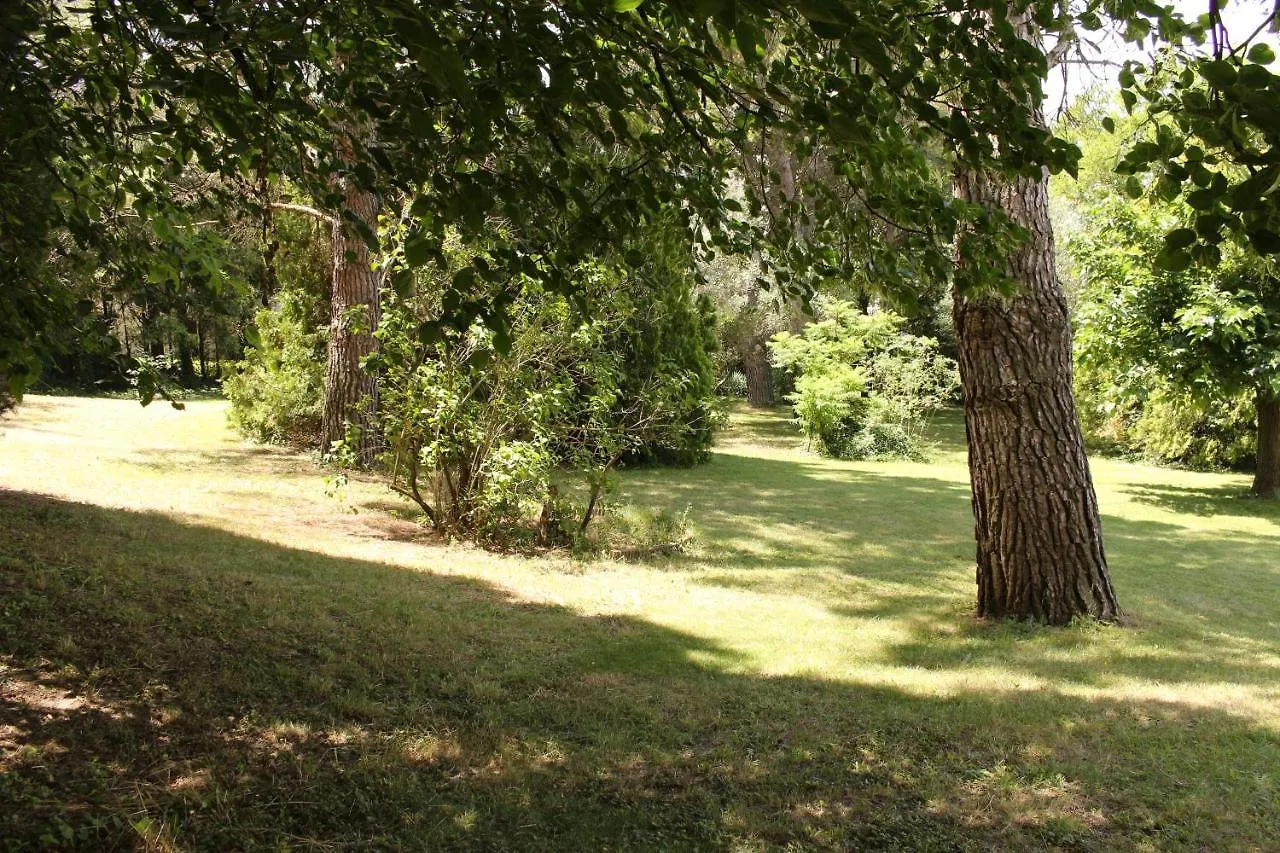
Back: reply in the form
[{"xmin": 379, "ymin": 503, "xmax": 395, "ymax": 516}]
[{"xmin": 1, "ymin": 397, "xmax": 1278, "ymax": 851}]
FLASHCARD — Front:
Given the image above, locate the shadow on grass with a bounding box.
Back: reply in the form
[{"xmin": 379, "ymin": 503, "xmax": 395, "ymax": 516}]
[
  {"xmin": 1120, "ymin": 482, "xmax": 1280, "ymax": 521},
  {"xmin": 618, "ymin": 405, "xmax": 974, "ymax": 605},
  {"xmin": 716, "ymin": 403, "xmax": 808, "ymax": 453},
  {"xmin": 124, "ymin": 445, "xmax": 309, "ymax": 474},
  {"xmin": 871, "ymin": 504, "xmax": 1280, "ymax": 696},
  {"xmin": 621, "ymin": 450, "xmax": 975, "ymax": 608},
  {"xmin": 2, "ymin": 490, "xmax": 1277, "ymax": 851}
]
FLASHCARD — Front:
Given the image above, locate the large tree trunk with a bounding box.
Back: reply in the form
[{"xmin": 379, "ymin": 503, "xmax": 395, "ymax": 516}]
[
  {"xmin": 1252, "ymin": 388, "xmax": 1280, "ymax": 498},
  {"xmin": 952, "ymin": 164, "xmax": 1120, "ymax": 625},
  {"xmin": 742, "ymin": 335, "xmax": 774, "ymax": 407},
  {"xmin": 320, "ymin": 168, "xmax": 381, "ymax": 465}
]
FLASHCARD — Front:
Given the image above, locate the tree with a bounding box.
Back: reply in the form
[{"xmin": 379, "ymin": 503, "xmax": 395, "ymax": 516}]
[
  {"xmin": 1071, "ymin": 196, "xmax": 1280, "ymax": 496},
  {"xmin": 8, "ymin": 0, "xmax": 1153, "ymax": 622},
  {"xmin": 320, "ymin": 162, "xmax": 382, "ymax": 463},
  {"xmin": 1116, "ymin": 12, "xmax": 1280, "ymax": 266},
  {"xmin": 953, "ymin": 163, "xmax": 1120, "ymax": 623}
]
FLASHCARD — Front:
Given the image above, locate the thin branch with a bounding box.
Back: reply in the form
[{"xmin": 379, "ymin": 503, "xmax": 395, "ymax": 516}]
[
  {"xmin": 649, "ymin": 46, "xmax": 713, "ymax": 157},
  {"xmin": 1056, "ymin": 58, "xmax": 1123, "ymax": 69},
  {"xmin": 1045, "ymin": 26, "xmax": 1077, "ymax": 70},
  {"xmin": 270, "ymin": 202, "xmax": 336, "ymax": 224},
  {"xmin": 1230, "ymin": 12, "xmax": 1279, "ymax": 56}
]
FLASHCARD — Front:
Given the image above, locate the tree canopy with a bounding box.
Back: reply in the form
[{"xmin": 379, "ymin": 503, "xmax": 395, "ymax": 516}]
[{"xmin": 4, "ymin": 0, "xmax": 1141, "ymax": 398}]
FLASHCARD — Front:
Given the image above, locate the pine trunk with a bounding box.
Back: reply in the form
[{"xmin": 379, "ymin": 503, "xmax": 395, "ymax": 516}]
[
  {"xmin": 1252, "ymin": 388, "xmax": 1280, "ymax": 498},
  {"xmin": 320, "ymin": 172, "xmax": 381, "ymax": 465},
  {"xmin": 743, "ymin": 337, "xmax": 774, "ymax": 408},
  {"xmin": 952, "ymin": 164, "xmax": 1120, "ymax": 625}
]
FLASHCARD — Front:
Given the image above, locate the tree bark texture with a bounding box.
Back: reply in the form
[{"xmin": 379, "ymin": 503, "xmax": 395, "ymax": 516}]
[
  {"xmin": 320, "ymin": 169, "xmax": 381, "ymax": 465},
  {"xmin": 1252, "ymin": 388, "xmax": 1280, "ymax": 498},
  {"xmin": 743, "ymin": 336, "xmax": 774, "ymax": 407},
  {"xmin": 952, "ymin": 165, "xmax": 1120, "ymax": 625}
]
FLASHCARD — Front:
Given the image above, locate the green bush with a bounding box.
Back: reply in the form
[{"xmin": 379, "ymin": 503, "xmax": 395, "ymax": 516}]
[
  {"xmin": 719, "ymin": 369, "xmax": 748, "ymax": 399},
  {"xmin": 1075, "ymin": 370, "xmax": 1256, "ymax": 470},
  {"xmin": 1131, "ymin": 391, "xmax": 1255, "ymax": 469},
  {"xmin": 787, "ymin": 365, "xmax": 871, "ymax": 454},
  {"xmin": 371, "ymin": 225, "xmax": 719, "ymax": 546},
  {"xmin": 223, "ymin": 294, "xmax": 325, "ymax": 445},
  {"xmin": 841, "ymin": 418, "xmax": 916, "ymax": 461},
  {"xmin": 769, "ymin": 300, "xmax": 958, "ymax": 460},
  {"xmin": 1068, "ymin": 198, "xmax": 1264, "ymax": 471}
]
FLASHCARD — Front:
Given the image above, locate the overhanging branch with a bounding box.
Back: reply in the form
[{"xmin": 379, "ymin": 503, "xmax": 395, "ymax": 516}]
[{"xmin": 270, "ymin": 202, "xmax": 336, "ymax": 224}]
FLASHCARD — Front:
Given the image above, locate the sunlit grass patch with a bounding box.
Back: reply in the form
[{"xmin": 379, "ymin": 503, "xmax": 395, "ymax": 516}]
[{"xmin": 1, "ymin": 396, "xmax": 1277, "ymax": 849}]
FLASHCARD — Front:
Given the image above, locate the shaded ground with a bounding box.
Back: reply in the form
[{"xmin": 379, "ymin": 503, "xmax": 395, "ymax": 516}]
[{"xmin": 0, "ymin": 397, "xmax": 1277, "ymax": 851}]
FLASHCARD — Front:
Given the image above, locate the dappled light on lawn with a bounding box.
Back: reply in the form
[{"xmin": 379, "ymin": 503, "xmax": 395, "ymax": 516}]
[{"xmin": 1, "ymin": 396, "xmax": 1278, "ymax": 849}]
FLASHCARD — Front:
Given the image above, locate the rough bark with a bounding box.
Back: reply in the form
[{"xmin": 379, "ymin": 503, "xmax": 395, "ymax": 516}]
[
  {"xmin": 320, "ymin": 168, "xmax": 381, "ymax": 465},
  {"xmin": 1252, "ymin": 388, "xmax": 1280, "ymax": 498},
  {"xmin": 952, "ymin": 164, "xmax": 1120, "ymax": 625},
  {"xmin": 743, "ymin": 337, "xmax": 774, "ymax": 407}
]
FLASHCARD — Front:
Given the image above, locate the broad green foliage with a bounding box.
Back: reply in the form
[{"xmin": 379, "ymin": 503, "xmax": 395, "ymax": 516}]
[
  {"xmin": 372, "ymin": 229, "xmax": 717, "ymax": 545},
  {"xmin": 1057, "ymin": 91, "xmax": 1280, "ymax": 470},
  {"xmin": 223, "ymin": 294, "xmax": 326, "ymax": 445},
  {"xmin": 223, "ymin": 210, "xmax": 334, "ymax": 443},
  {"xmin": 1068, "ymin": 194, "xmax": 1280, "ymax": 469},
  {"xmin": 3, "ymin": 0, "xmax": 1160, "ymax": 403},
  {"xmin": 769, "ymin": 301, "xmax": 957, "ymax": 459},
  {"xmin": 1118, "ymin": 24, "xmax": 1280, "ymax": 266}
]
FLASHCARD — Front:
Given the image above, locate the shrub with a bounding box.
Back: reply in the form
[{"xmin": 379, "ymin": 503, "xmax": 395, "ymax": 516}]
[
  {"xmin": 223, "ymin": 294, "xmax": 325, "ymax": 445},
  {"xmin": 719, "ymin": 369, "xmax": 748, "ymax": 399},
  {"xmin": 841, "ymin": 418, "xmax": 917, "ymax": 461},
  {"xmin": 769, "ymin": 300, "xmax": 958, "ymax": 460},
  {"xmin": 370, "ymin": 227, "xmax": 719, "ymax": 546},
  {"xmin": 1075, "ymin": 369, "xmax": 1256, "ymax": 469},
  {"xmin": 787, "ymin": 365, "xmax": 870, "ymax": 454}
]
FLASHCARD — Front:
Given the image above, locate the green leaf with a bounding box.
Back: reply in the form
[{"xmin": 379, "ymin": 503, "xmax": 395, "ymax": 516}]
[
  {"xmin": 1101, "ymin": 116, "xmax": 1116, "ymax": 134},
  {"xmin": 404, "ymin": 233, "xmax": 433, "ymax": 267},
  {"xmin": 1186, "ymin": 187, "xmax": 1218, "ymax": 210},
  {"xmin": 1155, "ymin": 248, "xmax": 1194, "ymax": 271},
  {"xmin": 1188, "ymin": 242, "xmax": 1222, "ymax": 266},
  {"xmin": 1240, "ymin": 63, "xmax": 1272, "ymax": 87},
  {"xmin": 1164, "ymin": 228, "xmax": 1197, "ymax": 250},
  {"xmin": 1247, "ymin": 230, "xmax": 1280, "ymax": 254},
  {"xmin": 1124, "ymin": 176, "xmax": 1144, "ymax": 199},
  {"xmin": 417, "ymin": 321, "xmax": 442, "ymax": 347},
  {"xmin": 1199, "ymin": 59, "xmax": 1238, "ymax": 87},
  {"xmin": 612, "ymin": 0, "xmax": 644, "ymax": 9},
  {"xmin": 734, "ymin": 17, "xmax": 765, "ymax": 62},
  {"xmin": 1194, "ymin": 213, "xmax": 1227, "ymax": 240},
  {"xmin": 452, "ymin": 266, "xmax": 477, "ymax": 291},
  {"xmin": 1247, "ymin": 43, "xmax": 1276, "ymax": 65},
  {"xmin": 391, "ymin": 268, "xmax": 415, "ymax": 298}
]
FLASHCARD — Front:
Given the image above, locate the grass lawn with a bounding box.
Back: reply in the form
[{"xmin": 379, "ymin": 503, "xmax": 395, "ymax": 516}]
[{"xmin": 1, "ymin": 396, "xmax": 1277, "ymax": 851}]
